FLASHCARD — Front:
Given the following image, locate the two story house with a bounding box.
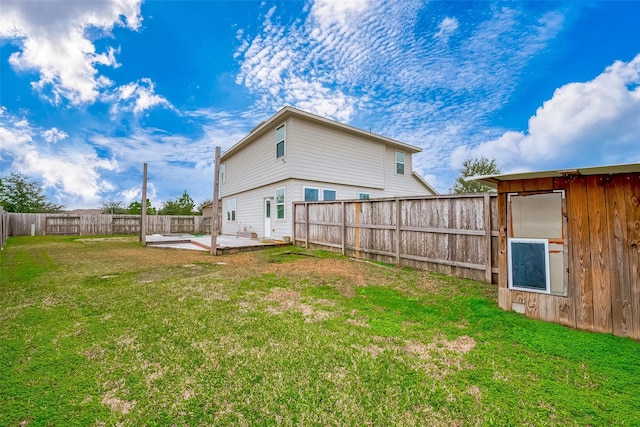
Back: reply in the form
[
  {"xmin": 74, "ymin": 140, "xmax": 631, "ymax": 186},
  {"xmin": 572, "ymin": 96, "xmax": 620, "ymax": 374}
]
[{"xmin": 219, "ymin": 106, "xmax": 437, "ymax": 240}]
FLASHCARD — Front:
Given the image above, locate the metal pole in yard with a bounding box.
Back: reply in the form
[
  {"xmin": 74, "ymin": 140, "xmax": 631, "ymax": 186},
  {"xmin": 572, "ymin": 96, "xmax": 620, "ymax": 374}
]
[
  {"xmin": 210, "ymin": 147, "xmax": 221, "ymax": 256},
  {"xmin": 141, "ymin": 162, "xmax": 147, "ymax": 246}
]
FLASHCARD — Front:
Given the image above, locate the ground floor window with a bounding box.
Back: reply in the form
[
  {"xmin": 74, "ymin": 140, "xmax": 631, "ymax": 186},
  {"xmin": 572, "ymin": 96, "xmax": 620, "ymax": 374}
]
[
  {"xmin": 226, "ymin": 198, "xmax": 236, "ymax": 221},
  {"xmin": 304, "ymin": 187, "xmax": 319, "ymax": 201},
  {"xmin": 323, "ymin": 189, "xmax": 337, "ymax": 201},
  {"xmin": 275, "ymin": 187, "xmax": 285, "ymax": 219}
]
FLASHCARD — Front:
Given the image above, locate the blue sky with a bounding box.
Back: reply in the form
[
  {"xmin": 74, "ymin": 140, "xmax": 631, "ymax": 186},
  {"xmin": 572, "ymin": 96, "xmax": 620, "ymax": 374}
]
[{"xmin": 1, "ymin": 0, "xmax": 639, "ymax": 209}]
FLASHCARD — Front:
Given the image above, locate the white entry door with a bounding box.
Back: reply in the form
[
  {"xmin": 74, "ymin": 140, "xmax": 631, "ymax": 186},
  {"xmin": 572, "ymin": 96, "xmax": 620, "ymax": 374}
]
[{"xmin": 264, "ymin": 198, "xmax": 272, "ymax": 238}]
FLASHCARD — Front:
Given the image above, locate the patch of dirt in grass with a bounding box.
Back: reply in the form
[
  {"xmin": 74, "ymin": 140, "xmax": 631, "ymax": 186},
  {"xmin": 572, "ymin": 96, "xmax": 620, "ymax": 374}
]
[
  {"xmin": 355, "ymin": 334, "xmax": 476, "ymax": 379},
  {"xmin": 265, "ymin": 288, "xmax": 333, "ymax": 322},
  {"xmin": 83, "ymin": 345, "xmax": 107, "ymax": 361},
  {"xmin": 264, "ymin": 258, "xmax": 370, "ymax": 297},
  {"xmin": 345, "ymin": 317, "xmax": 370, "ymax": 328},
  {"xmin": 101, "ymin": 381, "xmax": 136, "ymax": 414}
]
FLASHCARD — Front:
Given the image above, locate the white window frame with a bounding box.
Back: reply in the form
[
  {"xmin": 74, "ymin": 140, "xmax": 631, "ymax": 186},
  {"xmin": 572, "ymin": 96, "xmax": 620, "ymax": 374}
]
[
  {"xmin": 358, "ymin": 193, "xmax": 370, "ymax": 200},
  {"xmin": 276, "ymin": 124, "xmax": 285, "ymax": 158},
  {"xmin": 507, "ymin": 238, "xmax": 551, "ymax": 294},
  {"xmin": 275, "ymin": 187, "xmax": 285, "ymax": 220},
  {"xmin": 396, "ymin": 151, "xmax": 405, "ymax": 175},
  {"xmin": 322, "ymin": 188, "xmax": 337, "ymax": 201},
  {"xmin": 304, "ymin": 187, "xmax": 319, "ymax": 202},
  {"xmin": 226, "ymin": 198, "xmax": 236, "ymax": 222},
  {"xmin": 220, "ymin": 162, "xmax": 226, "ymax": 184}
]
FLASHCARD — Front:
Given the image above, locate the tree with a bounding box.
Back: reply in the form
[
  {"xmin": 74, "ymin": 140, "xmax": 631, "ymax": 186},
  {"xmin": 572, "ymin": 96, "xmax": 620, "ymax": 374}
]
[
  {"xmin": 0, "ymin": 172, "xmax": 65, "ymax": 212},
  {"xmin": 127, "ymin": 199, "xmax": 156, "ymax": 215},
  {"xmin": 450, "ymin": 156, "xmax": 501, "ymax": 194},
  {"xmin": 158, "ymin": 190, "xmax": 196, "ymax": 215},
  {"xmin": 101, "ymin": 200, "xmax": 127, "ymax": 214}
]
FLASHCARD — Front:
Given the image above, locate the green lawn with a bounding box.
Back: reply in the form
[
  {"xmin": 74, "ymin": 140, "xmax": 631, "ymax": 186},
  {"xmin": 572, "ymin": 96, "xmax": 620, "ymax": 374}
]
[{"xmin": 1, "ymin": 236, "xmax": 639, "ymax": 426}]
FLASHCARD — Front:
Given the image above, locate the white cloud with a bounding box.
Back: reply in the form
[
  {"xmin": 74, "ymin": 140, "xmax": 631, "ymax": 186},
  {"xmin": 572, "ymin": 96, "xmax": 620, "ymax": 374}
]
[
  {"xmin": 110, "ymin": 78, "xmax": 173, "ymax": 116},
  {"xmin": 452, "ymin": 54, "xmax": 640, "ymax": 171},
  {"xmin": 434, "ymin": 17, "xmax": 459, "ymax": 41},
  {"xmin": 0, "ymin": 0, "xmax": 142, "ymax": 105},
  {"xmin": 310, "ymin": 0, "xmax": 368, "ymax": 31},
  {"xmin": 235, "ymin": 2, "xmax": 563, "ymax": 133},
  {"xmin": 0, "ymin": 112, "xmax": 118, "ymax": 207},
  {"xmin": 41, "ymin": 127, "xmax": 68, "ymax": 143}
]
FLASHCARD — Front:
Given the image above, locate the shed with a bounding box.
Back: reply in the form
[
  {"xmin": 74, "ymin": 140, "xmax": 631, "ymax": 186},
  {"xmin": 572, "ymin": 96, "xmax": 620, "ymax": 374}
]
[{"xmin": 474, "ymin": 163, "xmax": 640, "ymax": 339}]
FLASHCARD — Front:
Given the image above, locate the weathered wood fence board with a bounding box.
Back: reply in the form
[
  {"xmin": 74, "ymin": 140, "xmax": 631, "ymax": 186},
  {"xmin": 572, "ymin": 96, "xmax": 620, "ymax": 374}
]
[
  {"xmin": 4, "ymin": 213, "xmax": 211, "ymax": 237},
  {"xmin": 293, "ymin": 194, "xmax": 498, "ymax": 283},
  {"xmin": 0, "ymin": 207, "xmax": 8, "ymax": 250}
]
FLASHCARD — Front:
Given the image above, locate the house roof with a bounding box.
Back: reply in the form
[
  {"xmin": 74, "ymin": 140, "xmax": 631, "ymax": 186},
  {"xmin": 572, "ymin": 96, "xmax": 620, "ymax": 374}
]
[
  {"xmin": 470, "ymin": 162, "xmax": 640, "ymax": 187},
  {"xmin": 221, "ymin": 106, "xmax": 423, "ymax": 160}
]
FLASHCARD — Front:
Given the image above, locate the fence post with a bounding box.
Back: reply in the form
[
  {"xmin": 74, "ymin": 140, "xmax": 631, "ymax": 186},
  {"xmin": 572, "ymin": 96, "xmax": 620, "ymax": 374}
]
[
  {"xmin": 341, "ymin": 201, "xmax": 346, "ymax": 256},
  {"xmin": 305, "ymin": 203, "xmax": 309, "ymax": 249},
  {"xmin": 211, "ymin": 147, "xmax": 221, "ymax": 256},
  {"xmin": 141, "ymin": 162, "xmax": 147, "ymax": 246},
  {"xmin": 292, "ymin": 203, "xmax": 297, "ymax": 246},
  {"xmin": 484, "ymin": 193, "xmax": 492, "ymax": 283},
  {"xmin": 395, "ymin": 198, "xmax": 401, "ymax": 266}
]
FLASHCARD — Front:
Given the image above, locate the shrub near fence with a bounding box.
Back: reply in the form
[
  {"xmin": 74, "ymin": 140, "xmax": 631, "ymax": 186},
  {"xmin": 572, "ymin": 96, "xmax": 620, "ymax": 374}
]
[
  {"xmin": 6, "ymin": 213, "xmax": 213, "ymax": 237},
  {"xmin": 293, "ymin": 194, "xmax": 499, "ymax": 283}
]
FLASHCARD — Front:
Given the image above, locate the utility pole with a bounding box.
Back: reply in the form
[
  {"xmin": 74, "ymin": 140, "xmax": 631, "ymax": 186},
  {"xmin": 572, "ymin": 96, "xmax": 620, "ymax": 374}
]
[
  {"xmin": 210, "ymin": 147, "xmax": 221, "ymax": 256},
  {"xmin": 141, "ymin": 162, "xmax": 148, "ymax": 246}
]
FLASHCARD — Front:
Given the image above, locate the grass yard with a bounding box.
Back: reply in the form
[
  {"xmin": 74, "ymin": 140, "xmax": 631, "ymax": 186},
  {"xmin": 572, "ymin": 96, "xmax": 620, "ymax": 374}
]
[{"xmin": 1, "ymin": 236, "xmax": 639, "ymax": 426}]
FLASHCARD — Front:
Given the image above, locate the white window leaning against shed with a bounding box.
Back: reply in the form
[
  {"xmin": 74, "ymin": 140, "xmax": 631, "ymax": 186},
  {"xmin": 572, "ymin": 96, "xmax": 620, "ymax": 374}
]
[
  {"xmin": 276, "ymin": 124, "xmax": 285, "ymax": 158},
  {"xmin": 396, "ymin": 151, "xmax": 405, "ymax": 175},
  {"xmin": 275, "ymin": 187, "xmax": 285, "ymax": 220},
  {"xmin": 226, "ymin": 198, "xmax": 236, "ymax": 221}
]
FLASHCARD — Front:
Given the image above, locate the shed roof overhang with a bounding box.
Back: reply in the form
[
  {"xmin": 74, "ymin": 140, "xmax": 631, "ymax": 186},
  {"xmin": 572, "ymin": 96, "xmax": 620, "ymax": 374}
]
[
  {"xmin": 221, "ymin": 106, "xmax": 422, "ymax": 160},
  {"xmin": 468, "ymin": 162, "xmax": 640, "ymax": 188}
]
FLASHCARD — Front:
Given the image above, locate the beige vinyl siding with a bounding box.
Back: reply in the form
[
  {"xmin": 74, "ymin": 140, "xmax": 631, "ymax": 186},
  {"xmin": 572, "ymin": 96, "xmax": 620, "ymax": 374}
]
[
  {"xmin": 287, "ymin": 116, "xmax": 385, "ymax": 189},
  {"xmin": 221, "ymin": 180, "xmax": 294, "ymax": 239},
  {"xmin": 221, "ymin": 118, "xmax": 292, "ymax": 197},
  {"xmin": 383, "ymin": 146, "xmax": 434, "ymax": 196}
]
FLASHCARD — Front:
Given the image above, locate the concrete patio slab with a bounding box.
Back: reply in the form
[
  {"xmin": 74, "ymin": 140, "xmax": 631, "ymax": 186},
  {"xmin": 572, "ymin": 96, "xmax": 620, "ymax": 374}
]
[{"xmin": 145, "ymin": 234, "xmax": 290, "ymax": 254}]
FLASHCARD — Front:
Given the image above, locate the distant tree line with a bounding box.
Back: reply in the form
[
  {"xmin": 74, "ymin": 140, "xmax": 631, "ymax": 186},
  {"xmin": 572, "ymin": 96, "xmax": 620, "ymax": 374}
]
[
  {"xmin": 0, "ymin": 172, "xmax": 210, "ymax": 215},
  {"xmin": 102, "ymin": 191, "xmax": 211, "ymax": 216}
]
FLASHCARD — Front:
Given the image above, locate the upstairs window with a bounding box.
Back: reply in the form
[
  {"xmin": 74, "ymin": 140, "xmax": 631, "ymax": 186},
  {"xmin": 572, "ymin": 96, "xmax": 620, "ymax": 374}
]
[
  {"xmin": 359, "ymin": 193, "xmax": 370, "ymax": 200},
  {"xmin": 220, "ymin": 162, "xmax": 226, "ymax": 184},
  {"xmin": 396, "ymin": 151, "xmax": 405, "ymax": 175},
  {"xmin": 276, "ymin": 124, "xmax": 286, "ymax": 158}
]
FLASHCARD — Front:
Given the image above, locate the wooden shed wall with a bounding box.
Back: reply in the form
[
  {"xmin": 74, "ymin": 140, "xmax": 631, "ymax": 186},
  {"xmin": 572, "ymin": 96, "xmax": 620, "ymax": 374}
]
[{"xmin": 497, "ymin": 173, "xmax": 640, "ymax": 339}]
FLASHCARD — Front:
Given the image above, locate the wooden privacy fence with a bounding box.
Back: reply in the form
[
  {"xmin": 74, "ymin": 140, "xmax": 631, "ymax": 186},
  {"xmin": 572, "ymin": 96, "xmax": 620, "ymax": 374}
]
[
  {"xmin": 5, "ymin": 213, "xmax": 213, "ymax": 237},
  {"xmin": 0, "ymin": 207, "xmax": 8, "ymax": 250},
  {"xmin": 293, "ymin": 194, "xmax": 499, "ymax": 283}
]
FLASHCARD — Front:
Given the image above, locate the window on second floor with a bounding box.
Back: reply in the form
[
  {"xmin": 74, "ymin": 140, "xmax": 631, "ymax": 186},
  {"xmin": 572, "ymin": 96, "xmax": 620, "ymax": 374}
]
[
  {"xmin": 276, "ymin": 124, "xmax": 285, "ymax": 158},
  {"xmin": 359, "ymin": 193, "xmax": 370, "ymax": 200},
  {"xmin": 304, "ymin": 187, "xmax": 319, "ymax": 201},
  {"xmin": 396, "ymin": 151, "xmax": 405, "ymax": 175},
  {"xmin": 220, "ymin": 162, "xmax": 226, "ymax": 184}
]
